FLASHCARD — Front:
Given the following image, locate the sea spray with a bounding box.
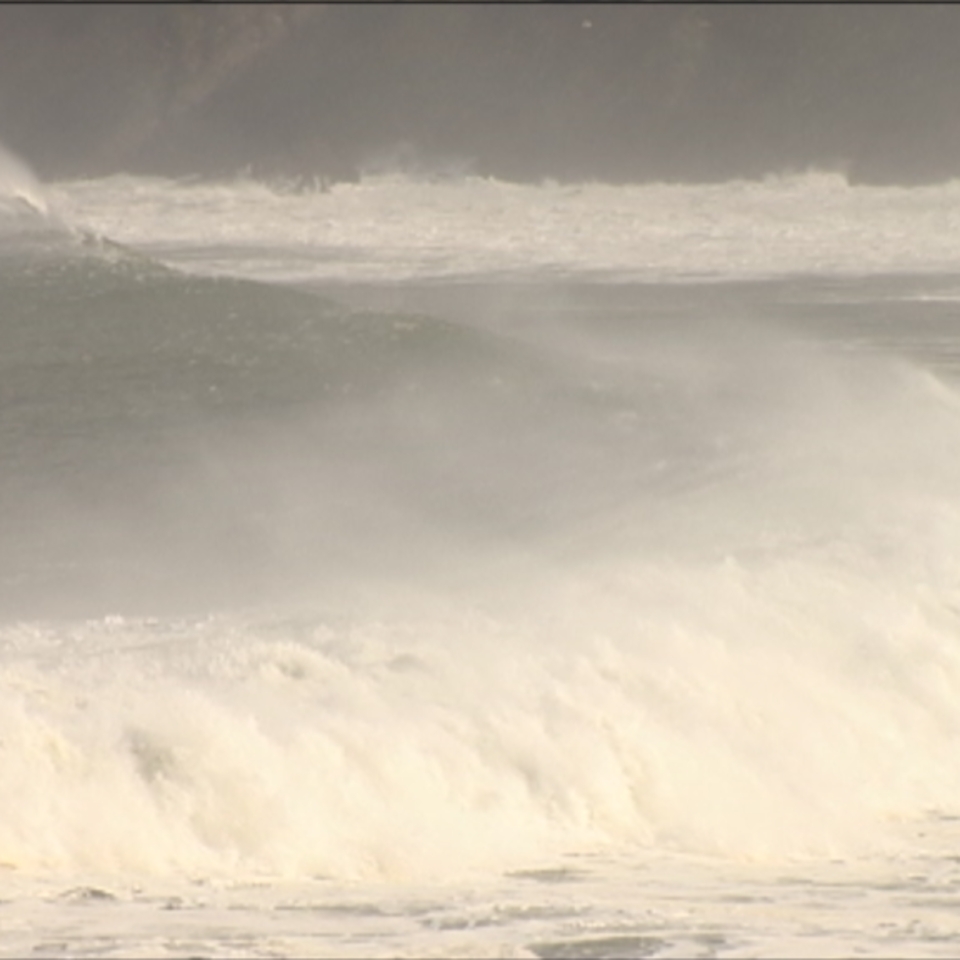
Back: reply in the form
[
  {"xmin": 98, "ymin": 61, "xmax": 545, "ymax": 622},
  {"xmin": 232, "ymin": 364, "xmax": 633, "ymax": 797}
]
[
  {"xmin": 0, "ymin": 140, "xmax": 48, "ymax": 217},
  {"xmin": 4, "ymin": 349, "xmax": 960, "ymax": 881}
]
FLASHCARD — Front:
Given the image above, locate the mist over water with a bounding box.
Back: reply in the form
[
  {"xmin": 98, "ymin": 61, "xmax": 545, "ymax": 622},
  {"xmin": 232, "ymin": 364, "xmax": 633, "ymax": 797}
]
[
  {"xmin": 4, "ymin": 142, "xmax": 960, "ymax": 955},
  {"xmin": 1, "ymin": 8, "xmax": 960, "ymax": 957}
]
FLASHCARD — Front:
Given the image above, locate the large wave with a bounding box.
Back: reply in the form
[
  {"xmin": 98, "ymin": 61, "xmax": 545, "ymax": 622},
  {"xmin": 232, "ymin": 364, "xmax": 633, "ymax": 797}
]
[
  {"xmin": 3, "ymin": 251, "xmax": 960, "ymax": 880},
  {"xmin": 5, "ymin": 147, "xmax": 960, "ymax": 885}
]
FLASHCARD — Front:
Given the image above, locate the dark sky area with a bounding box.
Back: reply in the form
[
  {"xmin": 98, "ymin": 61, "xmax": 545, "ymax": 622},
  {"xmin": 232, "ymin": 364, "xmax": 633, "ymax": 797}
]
[{"xmin": 1, "ymin": 3, "xmax": 959, "ymax": 185}]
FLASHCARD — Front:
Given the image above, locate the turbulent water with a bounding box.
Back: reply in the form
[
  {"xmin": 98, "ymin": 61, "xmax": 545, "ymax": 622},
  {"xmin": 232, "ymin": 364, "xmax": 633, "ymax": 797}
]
[{"xmin": 4, "ymin": 163, "xmax": 960, "ymax": 957}]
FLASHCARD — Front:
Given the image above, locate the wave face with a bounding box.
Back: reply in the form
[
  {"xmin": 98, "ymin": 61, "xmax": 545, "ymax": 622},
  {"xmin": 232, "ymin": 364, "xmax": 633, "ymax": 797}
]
[{"xmin": 6, "ymin": 169, "xmax": 960, "ymax": 957}]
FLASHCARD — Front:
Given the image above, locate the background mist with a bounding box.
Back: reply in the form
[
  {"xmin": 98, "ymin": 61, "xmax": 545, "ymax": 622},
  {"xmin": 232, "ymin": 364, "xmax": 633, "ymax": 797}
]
[{"xmin": 2, "ymin": 4, "xmax": 960, "ymax": 186}]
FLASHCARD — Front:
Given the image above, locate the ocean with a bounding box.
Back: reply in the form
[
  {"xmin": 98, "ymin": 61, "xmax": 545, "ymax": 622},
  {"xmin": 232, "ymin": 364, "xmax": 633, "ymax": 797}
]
[{"xmin": 3, "ymin": 159, "xmax": 960, "ymax": 956}]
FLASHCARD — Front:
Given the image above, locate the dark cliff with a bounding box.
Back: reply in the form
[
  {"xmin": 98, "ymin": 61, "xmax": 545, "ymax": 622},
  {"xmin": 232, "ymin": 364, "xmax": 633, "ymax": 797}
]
[{"xmin": 2, "ymin": 3, "xmax": 959, "ymax": 185}]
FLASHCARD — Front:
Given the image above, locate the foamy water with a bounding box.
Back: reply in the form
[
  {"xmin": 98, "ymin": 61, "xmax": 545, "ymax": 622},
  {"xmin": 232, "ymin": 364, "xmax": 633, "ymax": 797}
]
[{"xmin": 51, "ymin": 170, "xmax": 960, "ymax": 284}]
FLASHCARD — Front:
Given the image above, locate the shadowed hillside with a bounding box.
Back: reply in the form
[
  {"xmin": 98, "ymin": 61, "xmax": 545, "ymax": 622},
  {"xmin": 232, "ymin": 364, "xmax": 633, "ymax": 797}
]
[{"xmin": 1, "ymin": 3, "xmax": 959, "ymax": 185}]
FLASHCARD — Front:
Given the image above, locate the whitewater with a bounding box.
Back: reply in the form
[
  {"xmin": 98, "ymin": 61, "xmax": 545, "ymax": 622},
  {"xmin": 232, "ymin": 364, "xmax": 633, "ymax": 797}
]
[{"xmin": 3, "ymin": 160, "xmax": 960, "ymax": 957}]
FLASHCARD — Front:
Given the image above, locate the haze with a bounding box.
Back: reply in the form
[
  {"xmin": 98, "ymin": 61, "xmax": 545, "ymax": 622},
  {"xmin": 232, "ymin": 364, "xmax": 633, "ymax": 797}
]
[{"xmin": 1, "ymin": 4, "xmax": 959, "ymax": 186}]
